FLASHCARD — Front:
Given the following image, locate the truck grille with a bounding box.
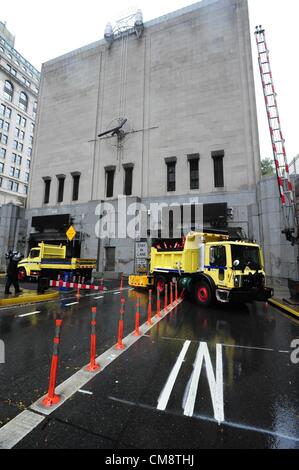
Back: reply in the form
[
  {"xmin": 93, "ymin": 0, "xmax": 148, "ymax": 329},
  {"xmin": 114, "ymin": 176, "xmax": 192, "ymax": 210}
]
[{"xmin": 242, "ymin": 273, "xmax": 265, "ymax": 289}]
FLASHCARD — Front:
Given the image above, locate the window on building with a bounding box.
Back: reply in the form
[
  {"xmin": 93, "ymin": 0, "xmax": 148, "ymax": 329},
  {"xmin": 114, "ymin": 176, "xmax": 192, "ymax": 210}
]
[
  {"xmin": 5, "ymin": 107, "xmax": 11, "ymax": 119},
  {"xmin": 0, "ymin": 177, "xmax": 2, "ymax": 187},
  {"xmin": 43, "ymin": 178, "xmax": 51, "ymax": 204},
  {"xmin": 3, "ymin": 121, "xmax": 9, "ymax": 132},
  {"xmin": 10, "ymin": 166, "xmax": 15, "ymax": 177},
  {"xmin": 33, "ymin": 101, "xmax": 37, "ymax": 119},
  {"xmin": 57, "ymin": 175, "xmax": 65, "ymax": 203},
  {"xmin": 0, "ymin": 119, "xmax": 3, "ymax": 129},
  {"xmin": 17, "ymin": 115, "xmax": 26, "ymax": 127},
  {"xmin": 4, "ymin": 80, "xmax": 13, "ymax": 102},
  {"xmin": 0, "ymin": 162, "xmax": 4, "ymax": 173},
  {"xmin": 8, "ymin": 180, "xmax": 18, "ymax": 192},
  {"xmin": 71, "ymin": 172, "xmax": 81, "ymax": 201},
  {"xmin": 0, "ymin": 133, "xmax": 8, "ymax": 145},
  {"xmin": 0, "ymin": 148, "xmax": 6, "ymax": 159},
  {"xmin": 25, "ymin": 172, "xmax": 29, "ymax": 182},
  {"xmin": 24, "ymin": 185, "xmax": 28, "ymax": 195},
  {"xmin": 29, "ymin": 135, "xmax": 33, "ymax": 145},
  {"xmin": 188, "ymin": 154, "xmax": 200, "ymax": 190},
  {"xmin": 26, "ymin": 159, "xmax": 30, "ymax": 169},
  {"xmin": 15, "ymin": 168, "xmax": 20, "ymax": 179},
  {"xmin": 212, "ymin": 151, "xmax": 225, "ymax": 188},
  {"xmin": 166, "ymin": 159, "xmax": 177, "ymax": 192},
  {"xmin": 105, "ymin": 167, "xmax": 115, "ymax": 198},
  {"xmin": 28, "ymin": 147, "xmax": 32, "ymax": 157},
  {"xmin": 0, "ymin": 104, "xmax": 5, "ymax": 116},
  {"xmin": 19, "ymin": 92, "xmax": 28, "ymax": 112},
  {"xmin": 123, "ymin": 165, "xmax": 134, "ymax": 196},
  {"xmin": 31, "ymin": 122, "xmax": 35, "ymax": 133}
]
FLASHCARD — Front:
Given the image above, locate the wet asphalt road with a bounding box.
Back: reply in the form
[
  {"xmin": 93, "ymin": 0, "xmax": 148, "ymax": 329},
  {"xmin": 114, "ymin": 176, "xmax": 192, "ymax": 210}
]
[{"xmin": 0, "ymin": 281, "xmax": 298, "ymax": 449}]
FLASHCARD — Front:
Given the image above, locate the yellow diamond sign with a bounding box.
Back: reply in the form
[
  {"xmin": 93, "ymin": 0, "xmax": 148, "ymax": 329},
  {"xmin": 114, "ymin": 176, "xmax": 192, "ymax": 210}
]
[{"xmin": 66, "ymin": 225, "xmax": 76, "ymax": 242}]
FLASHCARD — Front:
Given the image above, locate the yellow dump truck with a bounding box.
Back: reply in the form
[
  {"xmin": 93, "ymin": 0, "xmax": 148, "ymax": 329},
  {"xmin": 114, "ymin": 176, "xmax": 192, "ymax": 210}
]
[
  {"xmin": 18, "ymin": 242, "xmax": 96, "ymax": 281},
  {"xmin": 129, "ymin": 231, "xmax": 273, "ymax": 307}
]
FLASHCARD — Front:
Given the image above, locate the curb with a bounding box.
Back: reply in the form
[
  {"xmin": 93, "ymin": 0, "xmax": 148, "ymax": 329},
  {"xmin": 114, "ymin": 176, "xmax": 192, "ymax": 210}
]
[
  {"xmin": 0, "ymin": 290, "xmax": 59, "ymax": 307},
  {"xmin": 269, "ymin": 298, "xmax": 299, "ymax": 319}
]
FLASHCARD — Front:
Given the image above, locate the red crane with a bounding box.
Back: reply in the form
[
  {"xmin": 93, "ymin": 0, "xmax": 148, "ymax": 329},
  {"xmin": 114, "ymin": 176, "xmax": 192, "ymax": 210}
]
[{"xmin": 255, "ymin": 26, "xmax": 297, "ymax": 243}]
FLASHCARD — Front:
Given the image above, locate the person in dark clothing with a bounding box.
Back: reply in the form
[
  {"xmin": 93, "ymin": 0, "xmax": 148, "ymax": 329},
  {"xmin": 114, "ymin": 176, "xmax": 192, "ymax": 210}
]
[{"xmin": 4, "ymin": 250, "xmax": 23, "ymax": 295}]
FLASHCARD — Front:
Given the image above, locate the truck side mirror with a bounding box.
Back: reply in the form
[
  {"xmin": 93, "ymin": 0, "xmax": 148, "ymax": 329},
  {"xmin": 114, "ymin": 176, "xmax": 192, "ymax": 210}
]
[{"xmin": 233, "ymin": 260, "xmax": 240, "ymax": 268}]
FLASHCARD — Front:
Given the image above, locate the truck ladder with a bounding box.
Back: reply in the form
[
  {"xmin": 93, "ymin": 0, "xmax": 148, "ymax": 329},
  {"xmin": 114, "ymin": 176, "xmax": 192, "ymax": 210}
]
[{"xmin": 255, "ymin": 26, "xmax": 297, "ymax": 242}]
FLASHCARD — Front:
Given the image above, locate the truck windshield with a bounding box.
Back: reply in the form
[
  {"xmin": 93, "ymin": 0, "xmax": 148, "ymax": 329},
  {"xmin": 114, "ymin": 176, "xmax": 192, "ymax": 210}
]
[
  {"xmin": 231, "ymin": 245, "xmax": 261, "ymax": 271},
  {"xmin": 30, "ymin": 249, "xmax": 40, "ymax": 258}
]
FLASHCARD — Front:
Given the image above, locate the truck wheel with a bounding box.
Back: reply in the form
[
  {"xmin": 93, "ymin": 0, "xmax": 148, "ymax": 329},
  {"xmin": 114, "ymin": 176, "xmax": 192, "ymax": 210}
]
[
  {"xmin": 194, "ymin": 281, "xmax": 213, "ymax": 308},
  {"xmin": 18, "ymin": 268, "xmax": 27, "ymax": 282},
  {"xmin": 155, "ymin": 275, "xmax": 167, "ymax": 295}
]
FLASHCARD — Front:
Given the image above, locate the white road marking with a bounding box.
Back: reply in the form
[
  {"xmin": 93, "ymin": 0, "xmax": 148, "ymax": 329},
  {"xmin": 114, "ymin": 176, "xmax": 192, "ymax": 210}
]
[
  {"xmin": 157, "ymin": 341, "xmax": 191, "ymax": 411},
  {"xmin": 109, "ymin": 397, "xmax": 299, "ymax": 443},
  {"xmin": 222, "ymin": 344, "xmax": 274, "ymax": 352},
  {"xmin": 113, "ymin": 292, "xmax": 121, "ymax": 295},
  {"xmin": 184, "ymin": 342, "xmax": 224, "ymax": 424},
  {"xmin": 0, "ymin": 299, "xmax": 183, "ymax": 449},
  {"xmin": 278, "ymin": 350, "xmax": 290, "ymax": 354},
  {"xmin": 0, "ymin": 410, "xmax": 45, "ymax": 450},
  {"xmin": 94, "ymin": 296, "xmax": 104, "ymax": 300},
  {"xmin": 64, "ymin": 302, "xmax": 79, "ymax": 307},
  {"xmin": 78, "ymin": 390, "xmax": 93, "ymax": 396},
  {"xmin": 18, "ymin": 311, "xmax": 40, "ymax": 318}
]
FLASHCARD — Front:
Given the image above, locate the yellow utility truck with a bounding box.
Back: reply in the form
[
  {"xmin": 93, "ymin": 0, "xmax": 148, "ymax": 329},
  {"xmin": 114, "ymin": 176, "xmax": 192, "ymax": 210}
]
[
  {"xmin": 129, "ymin": 231, "xmax": 273, "ymax": 307},
  {"xmin": 18, "ymin": 242, "xmax": 96, "ymax": 281}
]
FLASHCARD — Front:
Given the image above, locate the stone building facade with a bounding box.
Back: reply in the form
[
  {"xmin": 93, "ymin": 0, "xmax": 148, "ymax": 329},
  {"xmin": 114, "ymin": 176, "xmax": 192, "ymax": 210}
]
[{"xmin": 23, "ymin": 0, "xmax": 298, "ymax": 279}]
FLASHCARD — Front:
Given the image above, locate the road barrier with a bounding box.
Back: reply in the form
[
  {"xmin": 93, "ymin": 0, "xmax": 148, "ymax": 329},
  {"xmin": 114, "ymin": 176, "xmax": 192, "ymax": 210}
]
[
  {"xmin": 50, "ymin": 280, "xmax": 106, "ymax": 292},
  {"xmin": 147, "ymin": 289, "xmax": 153, "ymax": 325},
  {"xmin": 116, "ymin": 297, "xmax": 126, "ymax": 350},
  {"xmin": 164, "ymin": 284, "xmax": 168, "ymax": 311},
  {"xmin": 86, "ymin": 307, "xmax": 100, "ymax": 372},
  {"xmin": 134, "ymin": 296, "xmax": 141, "ymax": 337},
  {"xmin": 175, "ymin": 282, "xmax": 178, "ymax": 303},
  {"xmin": 157, "ymin": 288, "xmax": 161, "ymax": 318},
  {"xmin": 170, "ymin": 282, "xmax": 173, "ymax": 305},
  {"xmin": 42, "ymin": 319, "xmax": 63, "ymax": 407}
]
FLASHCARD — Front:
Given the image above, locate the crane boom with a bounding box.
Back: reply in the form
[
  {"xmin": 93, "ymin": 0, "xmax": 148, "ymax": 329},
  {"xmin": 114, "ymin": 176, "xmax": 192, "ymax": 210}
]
[{"xmin": 255, "ymin": 26, "xmax": 297, "ymax": 243}]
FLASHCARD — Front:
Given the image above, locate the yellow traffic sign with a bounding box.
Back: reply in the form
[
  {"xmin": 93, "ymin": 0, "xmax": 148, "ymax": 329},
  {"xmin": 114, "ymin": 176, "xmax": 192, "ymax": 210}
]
[{"xmin": 66, "ymin": 225, "xmax": 76, "ymax": 242}]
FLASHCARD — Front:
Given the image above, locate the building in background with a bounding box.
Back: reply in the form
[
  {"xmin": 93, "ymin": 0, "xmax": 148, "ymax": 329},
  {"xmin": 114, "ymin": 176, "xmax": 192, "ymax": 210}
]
[
  {"xmin": 23, "ymin": 0, "xmax": 297, "ymax": 279},
  {"xmin": 0, "ymin": 21, "xmax": 40, "ymax": 269},
  {"xmin": 0, "ymin": 21, "xmax": 40, "ymax": 207}
]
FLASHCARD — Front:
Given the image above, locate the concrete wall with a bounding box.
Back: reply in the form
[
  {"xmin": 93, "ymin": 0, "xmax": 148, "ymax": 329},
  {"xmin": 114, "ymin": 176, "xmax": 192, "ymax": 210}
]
[
  {"xmin": 0, "ymin": 203, "xmax": 27, "ymax": 271},
  {"xmin": 28, "ymin": 0, "xmax": 261, "ymax": 210},
  {"xmin": 255, "ymin": 177, "xmax": 298, "ymax": 280}
]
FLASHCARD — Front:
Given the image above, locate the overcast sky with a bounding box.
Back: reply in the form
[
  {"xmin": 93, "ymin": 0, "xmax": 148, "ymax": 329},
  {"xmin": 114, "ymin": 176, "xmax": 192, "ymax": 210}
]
[{"xmin": 1, "ymin": 0, "xmax": 298, "ymax": 162}]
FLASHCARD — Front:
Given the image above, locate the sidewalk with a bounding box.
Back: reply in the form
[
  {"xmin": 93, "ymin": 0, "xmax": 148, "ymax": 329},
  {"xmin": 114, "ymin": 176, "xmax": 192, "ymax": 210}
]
[
  {"xmin": 0, "ymin": 283, "xmax": 59, "ymax": 307},
  {"xmin": 267, "ymin": 277, "xmax": 299, "ymax": 319}
]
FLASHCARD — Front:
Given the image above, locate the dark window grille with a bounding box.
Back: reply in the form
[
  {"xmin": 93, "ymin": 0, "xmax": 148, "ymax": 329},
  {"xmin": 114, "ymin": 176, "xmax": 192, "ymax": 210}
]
[
  {"xmin": 212, "ymin": 153, "xmax": 224, "ymax": 188},
  {"xmin": 43, "ymin": 179, "xmax": 51, "ymax": 204},
  {"xmin": 72, "ymin": 174, "xmax": 80, "ymax": 201},
  {"xmin": 57, "ymin": 177, "xmax": 65, "ymax": 203},
  {"xmin": 106, "ymin": 170, "xmax": 115, "ymax": 198},
  {"xmin": 124, "ymin": 166, "xmax": 133, "ymax": 196},
  {"xmin": 167, "ymin": 162, "xmax": 176, "ymax": 192},
  {"xmin": 189, "ymin": 158, "xmax": 199, "ymax": 190}
]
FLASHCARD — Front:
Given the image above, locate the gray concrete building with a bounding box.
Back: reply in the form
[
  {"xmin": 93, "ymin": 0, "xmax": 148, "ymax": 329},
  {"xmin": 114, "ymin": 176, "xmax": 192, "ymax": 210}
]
[{"xmin": 24, "ymin": 0, "xmax": 298, "ymax": 279}]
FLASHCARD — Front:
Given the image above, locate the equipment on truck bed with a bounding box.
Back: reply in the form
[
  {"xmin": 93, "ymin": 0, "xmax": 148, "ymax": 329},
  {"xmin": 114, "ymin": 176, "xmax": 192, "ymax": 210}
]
[{"xmin": 129, "ymin": 231, "xmax": 273, "ymax": 307}]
